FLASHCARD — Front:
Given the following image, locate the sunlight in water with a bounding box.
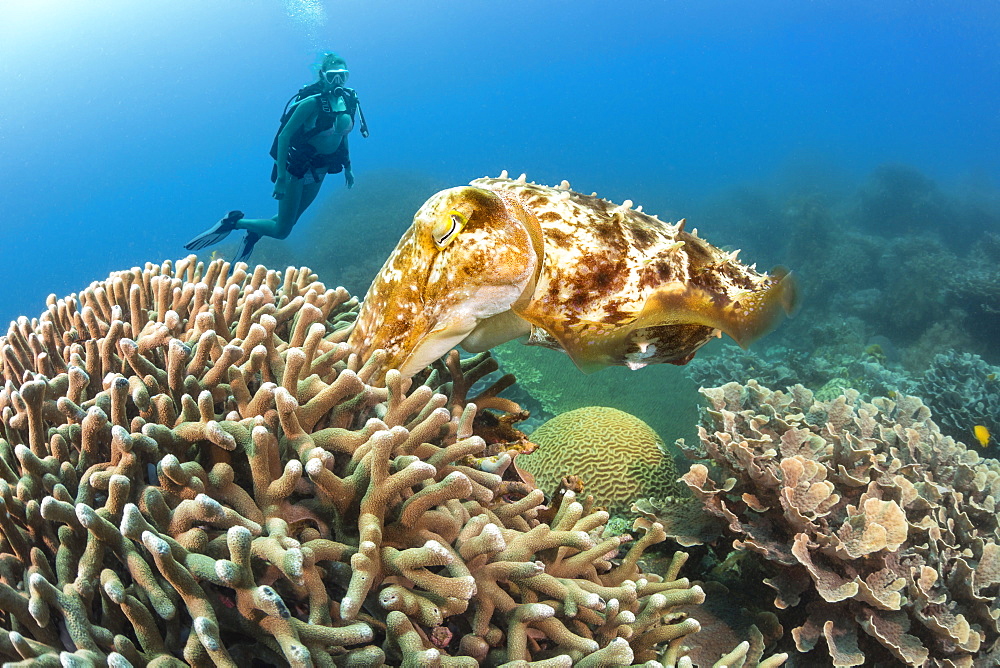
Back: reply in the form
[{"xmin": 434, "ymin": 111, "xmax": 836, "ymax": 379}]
[{"xmin": 284, "ymin": 0, "xmax": 327, "ymax": 46}]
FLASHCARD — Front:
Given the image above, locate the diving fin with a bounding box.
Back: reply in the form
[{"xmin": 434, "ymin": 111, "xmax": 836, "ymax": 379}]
[
  {"xmin": 233, "ymin": 231, "xmax": 261, "ymax": 265},
  {"xmin": 184, "ymin": 210, "xmax": 244, "ymax": 251}
]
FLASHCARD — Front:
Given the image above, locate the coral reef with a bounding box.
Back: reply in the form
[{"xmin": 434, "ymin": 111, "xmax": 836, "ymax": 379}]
[
  {"xmin": 684, "ymin": 343, "xmax": 916, "ymax": 404},
  {"xmin": 872, "ymin": 236, "xmax": 959, "ymax": 343},
  {"xmin": 704, "ymin": 163, "xmax": 1000, "ymax": 365},
  {"xmin": 853, "ymin": 164, "xmax": 1000, "ymax": 254},
  {"xmin": 788, "ymin": 230, "xmax": 962, "ymax": 352},
  {"xmin": 517, "ymin": 407, "xmax": 683, "ymax": 513},
  {"xmin": 900, "ymin": 321, "xmax": 976, "ymax": 373},
  {"xmin": 672, "ymin": 581, "xmax": 783, "ymax": 668},
  {"xmin": 942, "ymin": 232, "xmax": 1000, "ymax": 355},
  {"xmin": 653, "ymin": 380, "xmax": 1000, "ymax": 666},
  {"xmin": 0, "ymin": 256, "xmax": 772, "ymax": 666},
  {"xmin": 855, "ymin": 164, "xmax": 952, "ymax": 241},
  {"xmin": 917, "ymin": 350, "xmax": 1000, "ymax": 449},
  {"xmin": 684, "ymin": 346, "xmax": 801, "ymax": 393}
]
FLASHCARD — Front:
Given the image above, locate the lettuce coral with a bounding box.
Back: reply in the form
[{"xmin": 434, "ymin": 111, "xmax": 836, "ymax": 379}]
[
  {"xmin": 0, "ymin": 256, "xmax": 781, "ymax": 667},
  {"xmin": 661, "ymin": 380, "xmax": 1000, "ymax": 666}
]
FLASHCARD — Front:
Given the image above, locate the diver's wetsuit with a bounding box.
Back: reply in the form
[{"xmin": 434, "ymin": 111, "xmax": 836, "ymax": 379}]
[
  {"xmin": 272, "ymin": 95, "xmax": 354, "ymax": 184},
  {"xmin": 282, "ymin": 140, "xmax": 350, "ymax": 183}
]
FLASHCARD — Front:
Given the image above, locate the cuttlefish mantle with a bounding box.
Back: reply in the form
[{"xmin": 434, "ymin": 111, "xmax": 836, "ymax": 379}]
[{"xmin": 347, "ymin": 172, "xmax": 798, "ymax": 380}]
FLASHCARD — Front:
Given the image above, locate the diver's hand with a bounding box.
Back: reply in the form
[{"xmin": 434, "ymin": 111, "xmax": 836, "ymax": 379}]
[
  {"xmin": 345, "ymin": 168, "xmax": 355, "ymax": 189},
  {"xmin": 273, "ymin": 177, "xmax": 287, "ymax": 200}
]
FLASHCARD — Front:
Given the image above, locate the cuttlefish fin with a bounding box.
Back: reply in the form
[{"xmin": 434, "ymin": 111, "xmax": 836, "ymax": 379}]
[
  {"xmin": 641, "ymin": 267, "xmax": 799, "ymax": 349},
  {"xmin": 725, "ymin": 267, "xmax": 799, "ymax": 346}
]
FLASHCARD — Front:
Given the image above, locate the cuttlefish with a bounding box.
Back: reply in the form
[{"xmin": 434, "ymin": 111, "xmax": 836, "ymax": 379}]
[{"xmin": 347, "ymin": 172, "xmax": 798, "ymax": 379}]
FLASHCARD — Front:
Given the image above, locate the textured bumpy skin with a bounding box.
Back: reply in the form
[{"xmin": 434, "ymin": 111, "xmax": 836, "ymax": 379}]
[{"xmin": 349, "ymin": 172, "xmax": 798, "ymax": 378}]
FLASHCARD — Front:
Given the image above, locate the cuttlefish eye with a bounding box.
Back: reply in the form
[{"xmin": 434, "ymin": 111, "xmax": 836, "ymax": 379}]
[{"xmin": 431, "ymin": 210, "xmax": 468, "ymax": 249}]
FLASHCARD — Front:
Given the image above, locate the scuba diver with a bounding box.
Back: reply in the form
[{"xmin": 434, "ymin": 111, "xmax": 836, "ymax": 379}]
[{"xmin": 185, "ymin": 52, "xmax": 369, "ymax": 263}]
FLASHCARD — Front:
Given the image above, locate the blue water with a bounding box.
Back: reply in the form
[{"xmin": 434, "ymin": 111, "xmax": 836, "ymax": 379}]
[{"xmin": 1, "ymin": 0, "xmax": 998, "ymax": 327}]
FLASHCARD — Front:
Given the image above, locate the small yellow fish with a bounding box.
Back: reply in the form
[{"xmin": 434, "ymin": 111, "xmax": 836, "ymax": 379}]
[{"xmin": 974, "ymin": 425, "xmax": 991, "ymax": 448}]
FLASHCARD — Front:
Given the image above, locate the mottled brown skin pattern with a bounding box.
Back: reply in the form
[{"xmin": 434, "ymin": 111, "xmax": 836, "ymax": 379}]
[
  {"xmin": 349, "ymin": 174, "xmax": 797, "ymax": 378},
  {"xmin": 474, "ymin": 177, "xmax": 796, "ymax": 371},
  {"xmin": 348, "ymin": 185, "xmax": 540, "ymax": 378}
]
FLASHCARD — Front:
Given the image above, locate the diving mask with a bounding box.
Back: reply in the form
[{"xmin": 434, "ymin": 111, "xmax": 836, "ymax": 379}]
[{"xmin": 323, "ymin": 68, "xmax": 349, "ymax": 85}]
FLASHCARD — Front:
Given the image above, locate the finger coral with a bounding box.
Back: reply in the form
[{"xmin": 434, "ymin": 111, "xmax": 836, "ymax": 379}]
[
  {"xmin": 669, "ymin": 380, "xmax": 1000, "ymax": 666},
  {"xmin": 0, "ymin": 256, "xmax": 726, "ymax": 666},
  {"xmin": 518, "ymin": 407, "xmax": 683, "ymax": 513}
]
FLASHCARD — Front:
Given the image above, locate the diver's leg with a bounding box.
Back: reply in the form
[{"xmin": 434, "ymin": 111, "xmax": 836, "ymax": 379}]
[
  {"xmin": 271, "ymin": 177, "xmax": 306, "ymax": 239},
  {"xmin": 235, "ymin": 177, "xmax": 306, "ymax": 239},
  {"xmin": 240, "ymin": 174, "xmax": 325, "ymax": 239},
  {"xmin": 295, "ymin": 176, "xmax": 326, "ymax": 220},
  {"xmin": 230, "ymin": 179, "xmax": 305, "ymax": 263},
  {"xmin": 232, "ymin": 215, "xmax": 278, "ymax": 235}
]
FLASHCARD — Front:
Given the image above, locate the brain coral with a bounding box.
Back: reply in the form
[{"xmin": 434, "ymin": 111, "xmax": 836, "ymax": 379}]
[{"xmin": 518, "ymin": 406, "xmax": 682, "ymax": 512}]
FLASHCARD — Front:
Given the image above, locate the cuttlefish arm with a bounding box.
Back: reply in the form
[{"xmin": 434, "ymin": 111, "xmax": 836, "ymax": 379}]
[{"xmin": 347, "ymin": 186, "xmax": 543, "ymax": 380}]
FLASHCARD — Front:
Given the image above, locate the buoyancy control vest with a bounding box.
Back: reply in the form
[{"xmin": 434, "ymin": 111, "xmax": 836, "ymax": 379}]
[{"xmin": 268, "ymin": 83, "xmax": 369, "ymax": 163}]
